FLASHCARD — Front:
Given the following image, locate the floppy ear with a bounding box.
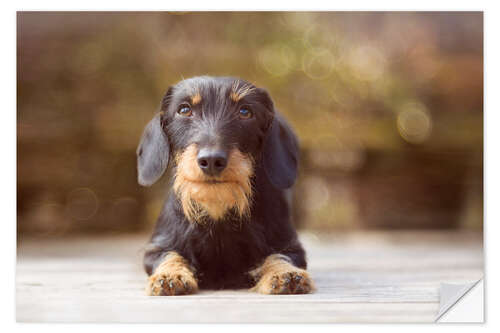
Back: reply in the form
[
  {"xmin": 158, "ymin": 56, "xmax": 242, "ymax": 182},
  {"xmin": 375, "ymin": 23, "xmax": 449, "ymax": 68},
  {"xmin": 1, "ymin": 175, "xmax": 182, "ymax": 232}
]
[
  {"xmin": 262, "ymin": 113, "xmax": 299, "ymax": 189},
  {"xmin": 136, "ymin": 113, "xmax": 170, "ymax": 186}
]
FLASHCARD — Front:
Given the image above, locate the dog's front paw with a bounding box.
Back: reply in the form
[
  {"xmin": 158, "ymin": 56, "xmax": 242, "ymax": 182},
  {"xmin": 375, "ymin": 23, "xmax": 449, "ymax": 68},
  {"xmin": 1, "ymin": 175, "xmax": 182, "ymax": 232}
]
[
  {"xmin": 251, "ymin": 254, "xmax": 315, "ymax": 295},
  {"xmin": 146, "ymin": 252, "xmax": 198, "ymax": 296},
  {"xmin": 253, "ymin": 269, "xmax": 314, "ymax": 294},
  {"xmin": 147, "ymin": 271, "xmax": 198, "ymax": 296}
]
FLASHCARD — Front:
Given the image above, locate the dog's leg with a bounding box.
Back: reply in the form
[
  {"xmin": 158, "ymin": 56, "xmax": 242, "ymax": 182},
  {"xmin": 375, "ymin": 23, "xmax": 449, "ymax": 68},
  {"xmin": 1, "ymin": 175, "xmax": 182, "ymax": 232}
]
[
  {"xmin": 146, "ymin": 251, "xmax": 198, "ymax": 296},
  {"xmin": 250, "ymin": 254, "xmax": 315, "ymax": 294}
]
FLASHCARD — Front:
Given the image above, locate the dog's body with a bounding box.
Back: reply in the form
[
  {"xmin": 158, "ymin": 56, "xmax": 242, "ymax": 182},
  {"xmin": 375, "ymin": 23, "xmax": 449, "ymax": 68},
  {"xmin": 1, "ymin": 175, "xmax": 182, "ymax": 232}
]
[{"xmin": 137, "ymin": 76, "xmax": 314, "ymax": 295}]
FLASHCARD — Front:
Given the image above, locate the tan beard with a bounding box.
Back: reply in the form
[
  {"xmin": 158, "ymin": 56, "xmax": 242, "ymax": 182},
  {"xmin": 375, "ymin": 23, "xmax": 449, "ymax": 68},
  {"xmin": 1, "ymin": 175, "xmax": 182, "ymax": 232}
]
[{"xmin": 173, "ymin": 144, "xmax": 254, "ymax": 223}]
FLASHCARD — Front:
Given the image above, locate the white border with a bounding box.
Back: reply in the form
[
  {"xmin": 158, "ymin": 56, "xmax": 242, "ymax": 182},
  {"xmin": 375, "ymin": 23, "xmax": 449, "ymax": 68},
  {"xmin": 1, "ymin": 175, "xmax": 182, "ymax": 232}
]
[
  {"xmin": 3, "ymin": 0, "xmax": 497, "ymax": 332},
  {"xmin": 7, "ymin": 0, "xmax": 491, "ymax": 11}
]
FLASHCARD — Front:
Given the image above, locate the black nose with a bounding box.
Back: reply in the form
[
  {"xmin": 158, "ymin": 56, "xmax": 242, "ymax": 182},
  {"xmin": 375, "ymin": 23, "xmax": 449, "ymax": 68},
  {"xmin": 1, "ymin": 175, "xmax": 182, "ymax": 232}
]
[{"xmin": 197, "ymin": 148, "xmax": 228, "ymax": 176}]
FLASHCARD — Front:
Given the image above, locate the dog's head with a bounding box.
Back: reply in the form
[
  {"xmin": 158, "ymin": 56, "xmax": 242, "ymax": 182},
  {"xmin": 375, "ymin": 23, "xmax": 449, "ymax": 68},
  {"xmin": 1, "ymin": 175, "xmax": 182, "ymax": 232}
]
[{"xmin": 137, "ymin": 76, "xmax": 298, "ymax": 222}]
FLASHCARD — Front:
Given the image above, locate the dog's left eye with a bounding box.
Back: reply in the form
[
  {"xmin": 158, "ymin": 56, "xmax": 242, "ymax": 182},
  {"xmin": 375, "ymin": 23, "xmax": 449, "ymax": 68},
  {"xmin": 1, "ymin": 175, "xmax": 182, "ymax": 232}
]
[
  {"xmin": 239, "ymin": 107, "xmax": 253, "ymax": 119},
  {"xmin": 177, "ymin": 104, "xmax": 192, "ymax": 117}
]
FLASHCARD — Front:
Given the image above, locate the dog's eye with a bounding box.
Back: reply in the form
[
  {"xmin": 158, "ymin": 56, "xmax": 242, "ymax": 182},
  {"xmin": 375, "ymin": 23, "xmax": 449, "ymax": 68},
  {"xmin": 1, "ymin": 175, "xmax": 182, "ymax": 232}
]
[
  {"xmin": 239, "ymin": 107, "xmax": 253, "ymax": 119},
  {"xmin": 177, "ymin": 104, "xmax": 192, "ymax": 117}
]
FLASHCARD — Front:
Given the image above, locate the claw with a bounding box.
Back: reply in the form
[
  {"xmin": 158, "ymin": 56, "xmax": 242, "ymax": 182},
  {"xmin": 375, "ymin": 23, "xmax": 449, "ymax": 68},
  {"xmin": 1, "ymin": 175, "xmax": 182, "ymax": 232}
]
[
  {"xmin": 168, "ymin": 280, "xmax": 174, "ymax": 289},
  {"xmin": 277, "ymin": 284, "xmax": 290, "ymax": 294},
  {"xmin": 159, "ymin": 279, "xmax": 165, "ymax": 287},
  {"xmin": 293, "ymin": 275, "xmax": 303, "ymax": 282},
  {"xmin": 294, "ymin": 285, "xmax": 305, "ymax": 294},
  {"xmin": 174, "ymin": 283, "xmax": 184, "ymax": 295}
]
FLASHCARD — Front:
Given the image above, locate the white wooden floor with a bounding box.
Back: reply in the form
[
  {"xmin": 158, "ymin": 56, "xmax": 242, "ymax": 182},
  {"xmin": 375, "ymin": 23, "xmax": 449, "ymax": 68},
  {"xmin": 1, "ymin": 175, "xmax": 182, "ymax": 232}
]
[{"xmin": 16, "ymin": 231, "xmax": 483, "ymax": 323}]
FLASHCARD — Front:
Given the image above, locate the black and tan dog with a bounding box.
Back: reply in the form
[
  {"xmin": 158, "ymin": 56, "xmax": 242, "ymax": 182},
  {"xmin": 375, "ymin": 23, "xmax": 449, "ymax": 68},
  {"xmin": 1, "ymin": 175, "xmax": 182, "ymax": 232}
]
[{"xmin": 137, "ymin": 76, "xmax": 314, "ymax": 295}]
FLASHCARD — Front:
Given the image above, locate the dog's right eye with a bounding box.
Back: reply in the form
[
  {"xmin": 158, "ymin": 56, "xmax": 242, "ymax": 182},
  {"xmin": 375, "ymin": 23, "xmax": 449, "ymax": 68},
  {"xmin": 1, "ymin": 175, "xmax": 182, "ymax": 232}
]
[{"xmin": 177, "ymin": 104, "xmax": 192, "ymax": 117}]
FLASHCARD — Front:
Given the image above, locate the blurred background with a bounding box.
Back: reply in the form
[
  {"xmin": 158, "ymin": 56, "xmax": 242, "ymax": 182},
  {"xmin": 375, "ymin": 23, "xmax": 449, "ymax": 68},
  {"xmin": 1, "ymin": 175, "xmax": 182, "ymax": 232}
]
[{"xmin": 17, "ymin": 12, "xmax": 483, "ymax": 237}]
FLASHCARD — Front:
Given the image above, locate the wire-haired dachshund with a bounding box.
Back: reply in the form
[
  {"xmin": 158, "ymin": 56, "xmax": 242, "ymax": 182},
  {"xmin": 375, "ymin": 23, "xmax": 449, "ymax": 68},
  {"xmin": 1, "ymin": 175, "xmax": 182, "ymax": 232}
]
[{"xmin": 137, "ymin": 76, "xmax": 314, "ymax": 295}]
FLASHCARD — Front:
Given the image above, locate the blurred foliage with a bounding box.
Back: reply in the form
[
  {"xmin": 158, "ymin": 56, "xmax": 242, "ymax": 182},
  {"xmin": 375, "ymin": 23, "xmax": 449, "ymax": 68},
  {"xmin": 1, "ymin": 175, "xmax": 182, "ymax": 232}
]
[{"xmin": 17, "ymin": 12, "xmax": 483, "ymax": 235}]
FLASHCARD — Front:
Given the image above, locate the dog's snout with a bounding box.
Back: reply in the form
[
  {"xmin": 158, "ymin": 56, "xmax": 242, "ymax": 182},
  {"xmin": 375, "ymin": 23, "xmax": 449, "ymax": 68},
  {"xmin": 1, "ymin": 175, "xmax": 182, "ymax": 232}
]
[{"xmin": 197, "ymin": 149, "xmax": 228, "ymax": 176}]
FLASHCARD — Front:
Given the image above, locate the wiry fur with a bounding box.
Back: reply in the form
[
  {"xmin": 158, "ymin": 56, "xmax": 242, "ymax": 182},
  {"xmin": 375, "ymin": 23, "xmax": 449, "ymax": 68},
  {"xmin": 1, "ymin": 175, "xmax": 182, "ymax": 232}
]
[
  {"xmin": 173, "ymin": 144, "xmax": 254, "ymax": 222},
  {"xmin": 230, "ymin": 79, "xmax": 256, "ymax": 102},
  {"xmin": 138, "ymin": 76, "xmax": 312, "ymax": 294}
]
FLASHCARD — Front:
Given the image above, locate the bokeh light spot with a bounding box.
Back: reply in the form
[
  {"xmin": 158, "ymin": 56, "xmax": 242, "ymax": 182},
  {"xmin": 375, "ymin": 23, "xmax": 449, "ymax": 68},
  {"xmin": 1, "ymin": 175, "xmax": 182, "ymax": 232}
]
[
  {"xmin": 66, "ymin": 188, "xmax": 99, "ymax": 221},
  {"xmin": 258, "ymin": 44, "xmax": 295, "ymax": 77},
  {"xmin": 397, "ymin": 102, "xmax": 433, "ymax": 144},
  {"xmin": 302, "ymin": 48, "xmax": 336, "ymax": 80},
  {"xmin": 347, "ymin": 45, "xmax": 387, "ymax": 82}
]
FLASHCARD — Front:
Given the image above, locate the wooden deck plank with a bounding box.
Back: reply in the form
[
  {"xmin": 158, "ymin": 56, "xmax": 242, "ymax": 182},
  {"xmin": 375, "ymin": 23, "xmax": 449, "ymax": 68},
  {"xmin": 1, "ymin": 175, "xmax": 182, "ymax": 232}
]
[{"xmin": 16, "ymin": 231, "xmax": 483, "ymax": 323}]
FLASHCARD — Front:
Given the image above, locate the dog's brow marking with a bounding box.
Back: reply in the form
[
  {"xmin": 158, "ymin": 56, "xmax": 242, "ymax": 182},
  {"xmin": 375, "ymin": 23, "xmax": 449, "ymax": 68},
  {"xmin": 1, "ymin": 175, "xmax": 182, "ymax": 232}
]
[
  {"xmin": 230, "ymin": 80, "xmax": 255, "ymax": 102},
  {"xmin": 191, "ymin": 93, "xmax": 202, "ymax": 105}
]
